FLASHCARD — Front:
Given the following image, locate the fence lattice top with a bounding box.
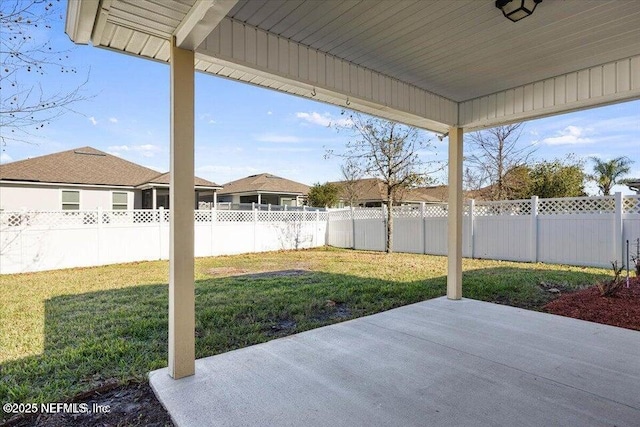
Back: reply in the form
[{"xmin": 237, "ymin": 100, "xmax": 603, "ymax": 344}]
[
  {"xmin": 538, "ymin": 196, "xmax": 615, "ymax": 215},
  {"xmin": 623, "ymin": 196, "xmax": 640, "ymax": 214},
  {"xmin": 474, "ymin": 200, "xmax": 531, "ymax": 216},
  {"xmin": 2, "ymin": 196, "xmax": 638, "ymax": 228},
  {"xmin": 0, "ymin": 209, "xmax": 327, "ymax": 228}
]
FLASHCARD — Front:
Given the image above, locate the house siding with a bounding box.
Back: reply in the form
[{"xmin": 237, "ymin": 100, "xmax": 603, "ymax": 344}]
[{"xmin": 0, "ymin": 183, "xmax": 136, "ymax": 211}]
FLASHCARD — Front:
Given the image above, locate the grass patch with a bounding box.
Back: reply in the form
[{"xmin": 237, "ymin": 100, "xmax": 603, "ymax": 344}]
[{"xmin": 0, "ymin": 247, "xmax": 609, "ymax": 420}]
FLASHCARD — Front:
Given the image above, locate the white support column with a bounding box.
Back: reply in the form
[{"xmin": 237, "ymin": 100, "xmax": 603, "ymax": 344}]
[
  {"xmin": 168, "ymin": 37, "xmax": 195, "ymax": 379},
  {"xmin": 447, "ymin": 127, "xmax": 463, "ymax": 300},
  {"xmin": 213, "ymin": 191, "xmax": 217, "ymax": 209},
  {"xmin": 152, "ymin": 187, "xmax": 157, "ymax": 209},
  {"xmin": 257, "ymin": 193, "xmax": 262, "ymax": 206}
]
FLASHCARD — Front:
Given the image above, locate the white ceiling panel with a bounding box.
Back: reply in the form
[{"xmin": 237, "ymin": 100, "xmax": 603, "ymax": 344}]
[
  {"xmin": 226, "ymin": 0, "xmax": 640, "ymax": 101},
  {"xmin": 72, "ymin": 0, "xmax": 639, "ymax": 129}
]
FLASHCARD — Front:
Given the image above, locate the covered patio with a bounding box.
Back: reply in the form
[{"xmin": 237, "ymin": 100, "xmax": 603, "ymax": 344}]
[
  {"xmin": 149, "ymin": 297, "xmax": 640, "ymax": 426},
  {"xmin": 65, "ymin": 0, "xmax": 640, "ymax": 424}
]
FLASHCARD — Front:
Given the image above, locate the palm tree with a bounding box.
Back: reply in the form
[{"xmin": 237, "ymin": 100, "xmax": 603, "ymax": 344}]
[{"xmin": 589, "ymin": 156, "xmax": 634, "ymax": 195}]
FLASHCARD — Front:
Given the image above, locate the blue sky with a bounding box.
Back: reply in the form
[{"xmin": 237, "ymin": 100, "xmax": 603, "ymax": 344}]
[{"xmin": 1, "ymin": 2, "xmax": 638, "ymax": 194}]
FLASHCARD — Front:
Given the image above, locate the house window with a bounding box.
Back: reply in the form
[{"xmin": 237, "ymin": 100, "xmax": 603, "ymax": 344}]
[
  {"xmin": 112, "ymin": 192, "xmax": 128, "ymax": 210},
  {"xmin": 61, "ymin": 190, "xmax": 80, "ymax": 210}
]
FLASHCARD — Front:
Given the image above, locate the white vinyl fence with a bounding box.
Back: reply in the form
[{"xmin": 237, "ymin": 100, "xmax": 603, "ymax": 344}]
[
  {"xmin": 0, "ymin": 209, "xmax": 327, "ymax": 274},
  {"xmin": 327, "ymin": 194, "xmax": 640, "ymax": 268},
  {"xmin": 2, "ymin": 195, "xmax": 639, "ymax": 274}
]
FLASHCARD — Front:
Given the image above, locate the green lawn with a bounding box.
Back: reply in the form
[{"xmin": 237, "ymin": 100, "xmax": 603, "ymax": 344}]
[{"xmin": 0, "ymin": 247, "xmax": 609, "ymax": 419}]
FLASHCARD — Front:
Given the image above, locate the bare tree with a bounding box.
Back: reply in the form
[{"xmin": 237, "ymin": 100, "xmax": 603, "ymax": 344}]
[
  {"xmin": 1, "ymin": 0, "xmax": 89, "ymax": 146},
  {"xmin": 465, "ymin": 123, "xmax": 534, "ymax": 200},
  {"xmin": 339, "ymin": 158, "xmax": 362, "ymax": 207},
  {"xmin": 328, "ymin": 113, "xmax": 442, "ymax": 253}
]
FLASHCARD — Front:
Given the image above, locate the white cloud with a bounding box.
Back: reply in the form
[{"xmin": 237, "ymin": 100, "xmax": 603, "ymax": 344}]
[
  {"xmin": 267, "ymin": 111, "xmax": 273, "ymax": 115},
  {"xmin": 257, "ymin": 147, "xmax": 314, "ymax": 153},
  {"xmin": 199, "ymin": 113, "xmax": 217, "ymax": 124},
  {"xmin": 107, "ymin": 144, "xmax": 162, "ymax": 158},
  {"xmin": 295, "ymin": 111, "xmax": 352, "ymax": 127},
  {"xmin": 542, "ymin": 126, "xmax": 593, "ymax": 145},
  {"xmin": 108, "ymin": 145, "xmax": 130, "ymax": 151},
  {"xmin": 0, "ymin": 152, "xmax": 13, "ymax": 163},
  {"xmin": 109, "ymin": 117, "xmax": 118, "ymax": 123},
  {"xmin": 88, "ymin": 116, "xmax": 98, "ymax": 125},
  {"xmin": 255, "ymin": 133, "xmax": 301, "ymax": 143}
]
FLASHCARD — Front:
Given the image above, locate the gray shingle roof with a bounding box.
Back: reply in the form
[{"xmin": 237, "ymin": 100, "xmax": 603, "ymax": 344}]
[
  {"xmin": 0, "ymin": 147, "xmax": 220, "ymax": 188},
  {"xmin": 218, "ymin": 173, "xmax": 309, "ymax": 195},
  {"xmin": 330, "ymin": 178, "xmax": 444, "ymax": 203}
]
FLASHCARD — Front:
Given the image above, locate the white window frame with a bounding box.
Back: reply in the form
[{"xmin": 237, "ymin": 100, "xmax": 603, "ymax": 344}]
[
  {"xmin": 111, "ymin": 191, "xmax": 129, "ymax": 210},
  {"xmin": 61, "ymin": 189, "xmax": 80, "ymax": 210}
]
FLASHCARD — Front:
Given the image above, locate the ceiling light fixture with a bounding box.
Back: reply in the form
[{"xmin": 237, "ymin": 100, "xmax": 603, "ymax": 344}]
[{"xmin": 495, "ymin": 0, "xmax": 542, "ymax": 22}]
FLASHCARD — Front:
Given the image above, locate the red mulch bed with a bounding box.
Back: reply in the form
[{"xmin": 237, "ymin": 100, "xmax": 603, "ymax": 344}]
[{"xmin": 544, "ymin": 277, "xmax": 640, "ymax": 331}]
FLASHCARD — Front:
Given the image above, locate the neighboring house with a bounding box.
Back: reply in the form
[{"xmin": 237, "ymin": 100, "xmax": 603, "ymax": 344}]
[
  {"xmin": 330, "ymin": 178, "xmax": 443, "ymax": 207},
  {"xmin": 626, "ymin": 179, "xmax": 640, "ymax": 194},
  {"xmin": 0, "ymin": 147, "xmax": 221, "ymax": 211},
  {"xmin": 218, "ymin": 173, "xmax": 309, "ymax": 207}
]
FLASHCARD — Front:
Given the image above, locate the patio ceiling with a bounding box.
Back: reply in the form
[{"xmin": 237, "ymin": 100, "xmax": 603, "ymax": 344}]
[
  {"xmin": 65, "ymin": 0, "xmax": 640, "ymax": 380},
  {"xmin": 67, "ymin": 0, "xmax": 640, "ymax": 133}
]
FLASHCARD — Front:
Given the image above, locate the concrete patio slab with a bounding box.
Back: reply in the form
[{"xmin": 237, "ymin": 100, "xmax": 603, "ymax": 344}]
[{"xmin": 150, "ymin": 297, "xmax": 640, "ymax": 427}]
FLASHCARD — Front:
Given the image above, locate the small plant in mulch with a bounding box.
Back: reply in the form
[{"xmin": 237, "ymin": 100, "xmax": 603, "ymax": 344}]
[
  {"xmin": 631, "ymin": 238, "xmax": 640, "ymax": 278},
  {"xmin": 596, "ymin": 261, "xmax": 624, "ymax": 297}
]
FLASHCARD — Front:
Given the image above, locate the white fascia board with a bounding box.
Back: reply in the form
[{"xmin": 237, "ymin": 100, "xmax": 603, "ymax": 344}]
[
  {"xmin": 136, "ymin": 183, "xmax": 222, "ymax": 190},
  {"xmin": 174, "ymin": 0, "xmax": 239, "ymax": 50},
  {"xmin": 196, "ymin": 18, "xmax": 457, "ymax": 133},
  {"xmin": 65, "ymin": 0, "xmax": 101, "ymax": 44},
  {"xmin": 256, "ymin": 191, "xmax": 304, "ymax": 196},
  {"xmin": 460, "ymin": 55, "xmax": 640, "ymax": 131},
  {"xmin": 218, "ymin": 191, "xmax": 305, "ymax": 196}
]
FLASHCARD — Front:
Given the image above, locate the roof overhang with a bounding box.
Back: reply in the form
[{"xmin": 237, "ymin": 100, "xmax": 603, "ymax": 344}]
[
  {"xmin": 217, "ymin": 190, "xmax": 306, "ymax": 196},
  {"xmin": 135, "ymin": 183, "xmax": 222, "ymax": 191},
  {"xmin": 66, "ymin": 0, "xmax": 640, "ymax": 133}
]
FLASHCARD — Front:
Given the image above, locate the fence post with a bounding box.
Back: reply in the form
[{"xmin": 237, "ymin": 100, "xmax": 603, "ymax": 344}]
[
  {"xmin": 468, "ymin": 199, "xmax": 475, "ymax": 259},
  {"xmin": 530, "ymin": 196, "xmax": 538, "ymax": 263},
  {"xmin": 382, "ymin": 204, "xmax": 388, "ymax": 251},
  {"xmin": 96, "ymin": 207, "xmax": 102, "ymax": 265},
  {"xmin": 253, "ymin": 207, "xmax": 258, "ymax": 252},
  {"xmin": 210, "ymin": 206, "xmax": 216, "ymax": 256},
  {"xmin": 614, "ymin": 192, "xmax": 623, "ymax": 265},
  {"xmin": 421, "ymin": 202, "xmax": 426, "ymax": 254},
  {"xmin": 315, "ymin": 209, "xmax": 320, "ymax": 246},
  {"xmin": 350, "ymin": 206, "xmax": 356, "ymax": 249},
  {"xmin": 158, "ymin": 207, "xmax": 164, "ymax": 260}
]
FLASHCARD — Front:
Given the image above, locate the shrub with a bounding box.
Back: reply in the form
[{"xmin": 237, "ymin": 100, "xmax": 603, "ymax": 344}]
[{"xmin": 596, "ymin": 261, "xmax": 624, "ymax": 297}]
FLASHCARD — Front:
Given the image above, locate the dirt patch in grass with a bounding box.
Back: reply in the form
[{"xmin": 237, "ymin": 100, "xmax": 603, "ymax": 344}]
[
  {"xmin": 205, "ymin": 267, "xmax": 311, "ymax": 279},
  {"xmin": 312, "ymin": 300, "xmax": 352, "ymax": 322},
  {"xmin": 544, "ymin": 277, "xmax": 640, "ymax": 331},
  {"xmin": 2, "ymin": 381, "xmax": 173, "ymax": 427}
]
